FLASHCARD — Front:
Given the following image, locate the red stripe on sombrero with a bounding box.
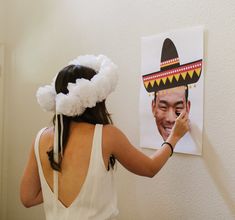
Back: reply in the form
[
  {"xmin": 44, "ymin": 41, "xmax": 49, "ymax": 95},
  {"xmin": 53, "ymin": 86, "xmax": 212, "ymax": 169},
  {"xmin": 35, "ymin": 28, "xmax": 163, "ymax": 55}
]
[
  {"xmin": 161, "ymin": 61, "xmax": 179, "ymax": 68},
  {"xmin": 143, "ymin": 60, "xmax": 202, "ymax": 82},
  {"xmin": 160, "ymin": 58, "xmax": 179, "ymax": 68}
]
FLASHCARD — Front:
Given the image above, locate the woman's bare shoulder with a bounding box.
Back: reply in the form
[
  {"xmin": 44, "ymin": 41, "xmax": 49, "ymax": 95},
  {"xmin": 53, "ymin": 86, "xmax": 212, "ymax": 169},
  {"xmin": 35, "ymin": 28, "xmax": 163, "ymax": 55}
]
[
  {"xmin": 102, "ymin": 124, "xmax": 129, "ymax": 144},
  {"xmin": 103, "ymin": 124, "xmax": 122, "ymax": 135},
  {"xmin": 39, "ymin": 127, "xmax": 54, "ymax": 146},
  {"xmin": 40, "ymin": 126, "xmax": 53, "ymax": 136}
]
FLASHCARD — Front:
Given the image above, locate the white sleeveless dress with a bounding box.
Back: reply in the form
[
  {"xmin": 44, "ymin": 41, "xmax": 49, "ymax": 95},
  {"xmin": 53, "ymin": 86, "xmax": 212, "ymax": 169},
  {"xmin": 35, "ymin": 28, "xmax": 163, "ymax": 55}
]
[{"xmin": 34, "ymin": 124, "xmax": 119, "ymax": 220}]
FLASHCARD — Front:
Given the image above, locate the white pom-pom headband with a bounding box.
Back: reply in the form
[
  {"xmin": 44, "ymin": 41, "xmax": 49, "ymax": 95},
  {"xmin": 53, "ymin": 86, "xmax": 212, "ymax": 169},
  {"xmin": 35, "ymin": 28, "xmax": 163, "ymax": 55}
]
[{"xmin": 36, "ymin": 54, "xmax": 118, "ymax": 116}]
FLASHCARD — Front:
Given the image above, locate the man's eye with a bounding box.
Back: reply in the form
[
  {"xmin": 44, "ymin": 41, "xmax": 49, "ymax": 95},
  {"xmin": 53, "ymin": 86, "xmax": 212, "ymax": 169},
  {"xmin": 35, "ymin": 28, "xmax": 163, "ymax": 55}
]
[
  {"xmin": 159, "ymin": 106, "xmax": 167, "ymax": 111},
  {"xmin": 176, "ymin": 107, "xmax": 183, "ymax": 111},
  {"xmin": 175, "ymin": 111, "xmax": 181, "ymax": 116},
  {"xmin": 175, "ymin": 108, "xmax": 183, "ymax": 116},
  {"xmin": 176, "ymin": 105, "xmax": 184, "ymax": 110}
]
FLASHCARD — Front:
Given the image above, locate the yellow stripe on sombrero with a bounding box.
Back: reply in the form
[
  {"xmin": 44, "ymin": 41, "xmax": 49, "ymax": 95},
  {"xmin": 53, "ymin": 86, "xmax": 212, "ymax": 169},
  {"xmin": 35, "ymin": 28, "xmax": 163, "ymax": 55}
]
[
  {"xmin": 156, "ymin": 78, "xmax": 161, "ymax": 86},
  {"xmin": 195, "ymin": 68, "xmax": 201, "ymax": 76},
  {"xmin": 144, "ymin": 81, "xmax": 149, "ymax": 88},
  {"xmin": 168, "ymin": 75, "xmax": 174, "ymax": 83},
  {"xmin": 161, "ymin": 77, "xmax": 167, "ymax": 84},
  {"xmin": 188, "ymin": 70, "xmax": 194, "ymax": 78},
  {"xmin": 174, "ymin": 73, "xmax": 180, "ymax": 81},
  {"xmin": 181, "ymin": 71, "xmax": 187, "ymax": 80},
  {"xmin": 160, "ymin": 61, "xmax": 179, "ymax": 68},
  {"xmin": 150, "ymin": 80, "xmax": 155, "ymax": 87}
]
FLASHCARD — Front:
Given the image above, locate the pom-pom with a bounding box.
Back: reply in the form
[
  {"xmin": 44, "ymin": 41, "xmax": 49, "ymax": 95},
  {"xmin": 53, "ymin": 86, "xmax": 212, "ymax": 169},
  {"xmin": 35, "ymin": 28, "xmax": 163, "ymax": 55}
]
[
  {"xmin": 36, "ymin": 54, "xmax": 118, "ymax": 116},
  {"xmin": 36, "ymin": 85, "xmax": 56, "ymax": 112}
]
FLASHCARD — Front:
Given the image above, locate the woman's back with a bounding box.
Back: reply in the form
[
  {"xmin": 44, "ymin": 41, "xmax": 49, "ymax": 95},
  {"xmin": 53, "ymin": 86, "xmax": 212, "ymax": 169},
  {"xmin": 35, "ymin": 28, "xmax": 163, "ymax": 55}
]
[
  {"xmin": 35, "ymin": 123, "xmax": 118, "ymax": 219},
  {"xmin": 39, "ymin": 122, "xmax": 95, "ymax": 207}
]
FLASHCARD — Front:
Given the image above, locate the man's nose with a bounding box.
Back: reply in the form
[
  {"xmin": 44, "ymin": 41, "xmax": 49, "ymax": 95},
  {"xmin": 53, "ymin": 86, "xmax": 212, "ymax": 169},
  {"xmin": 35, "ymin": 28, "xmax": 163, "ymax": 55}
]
[{"xmin": 165, "ymin": 109, "xmax": 176, "ymax": 123}]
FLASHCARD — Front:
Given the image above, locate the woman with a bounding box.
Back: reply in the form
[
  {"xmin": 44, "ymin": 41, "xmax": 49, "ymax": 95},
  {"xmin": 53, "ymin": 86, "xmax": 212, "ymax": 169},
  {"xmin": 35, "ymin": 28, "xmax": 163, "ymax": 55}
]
[{"xmin": 20, "ymin": 55, "xmax": 189, "ymax": 220}]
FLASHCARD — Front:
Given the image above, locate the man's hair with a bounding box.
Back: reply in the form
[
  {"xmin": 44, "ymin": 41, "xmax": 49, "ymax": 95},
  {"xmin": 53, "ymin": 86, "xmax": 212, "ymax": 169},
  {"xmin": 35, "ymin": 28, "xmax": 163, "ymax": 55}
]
[{"xmin": 154, "ymin": 85, "xmax": 189, "ymax": 102}]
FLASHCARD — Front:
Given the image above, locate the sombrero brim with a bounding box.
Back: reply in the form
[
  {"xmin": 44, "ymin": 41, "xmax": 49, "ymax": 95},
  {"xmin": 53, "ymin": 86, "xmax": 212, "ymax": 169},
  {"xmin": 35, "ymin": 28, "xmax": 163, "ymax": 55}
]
[{"xmin": 142, "ymin": 59, "xmax": 202, "ymax": 93}]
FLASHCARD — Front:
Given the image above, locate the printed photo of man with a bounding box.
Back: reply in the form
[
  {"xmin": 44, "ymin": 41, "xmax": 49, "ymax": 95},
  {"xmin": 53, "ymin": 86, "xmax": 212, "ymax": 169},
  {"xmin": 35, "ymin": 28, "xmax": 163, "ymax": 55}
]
[
  {"xmin": 140, "ymin": 27, "xmax": 204, "ymax": 155},
  {"xmin": 152, "ymin": 86, "xmax": 190, "ymax": 141}
]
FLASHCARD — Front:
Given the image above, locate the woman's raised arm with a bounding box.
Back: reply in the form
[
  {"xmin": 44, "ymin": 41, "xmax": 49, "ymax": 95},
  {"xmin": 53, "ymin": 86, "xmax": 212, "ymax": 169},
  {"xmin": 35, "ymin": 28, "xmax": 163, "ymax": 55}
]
[{"xmin": 104, "ymin": 112, "xmax": 189, "ymax": 177}]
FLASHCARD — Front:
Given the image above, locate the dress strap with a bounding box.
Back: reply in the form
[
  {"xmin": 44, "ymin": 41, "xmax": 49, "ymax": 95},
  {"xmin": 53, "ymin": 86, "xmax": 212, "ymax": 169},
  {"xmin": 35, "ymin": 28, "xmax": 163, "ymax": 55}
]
[
  {"xmin": 34, "ymin": 127, "xmax": 48, "ymax": 174},
  {"xmin": 92, "ymin": 124, "xmax": 103, "ymax": 152},
  {"xmin": 34, "ymin": 127, "xmax": 59, "ymax": 212},
  {"xmin": 53, "ymin": 115, "xmax": 59, "ymax": 205},
  {"xmin": 89, "ymin": 124, "xmax": 104, "ymax": 171}
]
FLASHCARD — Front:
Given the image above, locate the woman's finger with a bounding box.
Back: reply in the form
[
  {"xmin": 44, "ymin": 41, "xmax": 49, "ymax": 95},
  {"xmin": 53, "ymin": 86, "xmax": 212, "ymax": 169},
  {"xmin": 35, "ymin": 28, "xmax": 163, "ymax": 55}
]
[{"xmin": 177, "ymin": 111, "xmax": 186, "ymax": 120}]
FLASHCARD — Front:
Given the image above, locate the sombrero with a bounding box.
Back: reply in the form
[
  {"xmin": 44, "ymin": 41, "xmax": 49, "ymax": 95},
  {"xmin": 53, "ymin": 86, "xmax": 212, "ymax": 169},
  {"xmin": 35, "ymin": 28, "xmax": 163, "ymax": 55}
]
[{"xmin": 142, "ymin": 38, "xmax": 202, "ymax": 93}]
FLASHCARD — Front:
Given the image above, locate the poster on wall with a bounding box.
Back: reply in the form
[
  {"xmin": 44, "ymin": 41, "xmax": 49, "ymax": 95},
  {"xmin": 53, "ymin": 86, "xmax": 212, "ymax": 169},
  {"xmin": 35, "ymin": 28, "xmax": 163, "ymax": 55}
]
[{"xmin": 139, "ymin": 26, "xmax": 204, "ymax": 155}]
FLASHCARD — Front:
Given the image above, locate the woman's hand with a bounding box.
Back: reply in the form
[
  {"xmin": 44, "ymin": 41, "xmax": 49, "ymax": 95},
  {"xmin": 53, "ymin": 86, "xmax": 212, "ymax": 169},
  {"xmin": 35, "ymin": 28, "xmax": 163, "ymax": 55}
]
[{"xmin": 167, "ymin": 111, "xmax": 190, "ymax": 147}]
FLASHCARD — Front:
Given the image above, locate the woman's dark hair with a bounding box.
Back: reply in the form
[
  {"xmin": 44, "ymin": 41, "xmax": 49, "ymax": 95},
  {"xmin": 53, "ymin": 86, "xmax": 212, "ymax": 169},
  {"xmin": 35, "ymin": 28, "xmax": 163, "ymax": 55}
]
[{"xmin": 47, "ymin": 65, "xmax": 115, "ymax": 171}]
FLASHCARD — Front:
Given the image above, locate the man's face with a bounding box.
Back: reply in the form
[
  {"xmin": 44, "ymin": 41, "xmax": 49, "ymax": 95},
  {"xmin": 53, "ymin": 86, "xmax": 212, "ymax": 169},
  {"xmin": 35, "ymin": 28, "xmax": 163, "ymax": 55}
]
[{"xmin": 152, "ymin": 87, "xmax": 190, "ymax": 141}]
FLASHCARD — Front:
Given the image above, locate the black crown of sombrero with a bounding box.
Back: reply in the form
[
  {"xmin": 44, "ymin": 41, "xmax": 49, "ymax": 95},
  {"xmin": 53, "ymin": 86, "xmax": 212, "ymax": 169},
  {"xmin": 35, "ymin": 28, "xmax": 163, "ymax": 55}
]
[{"xmin": 142, "ymin": 38, "xmax": 202, "ymax": 93}]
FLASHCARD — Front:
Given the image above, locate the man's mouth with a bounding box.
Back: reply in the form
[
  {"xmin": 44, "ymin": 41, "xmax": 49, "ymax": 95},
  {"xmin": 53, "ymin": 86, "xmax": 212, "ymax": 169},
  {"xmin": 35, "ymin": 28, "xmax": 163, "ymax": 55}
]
[{"xmin": 164, "ymin": 127, "xmax": 173, "ymax": 136}]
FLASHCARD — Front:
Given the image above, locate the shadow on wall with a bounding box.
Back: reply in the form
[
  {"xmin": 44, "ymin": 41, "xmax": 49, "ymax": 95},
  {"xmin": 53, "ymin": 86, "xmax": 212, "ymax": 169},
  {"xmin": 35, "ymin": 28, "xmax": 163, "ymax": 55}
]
[{"xmin": 203, "ymin": 133, "xmax": 235, "ymax": 216}]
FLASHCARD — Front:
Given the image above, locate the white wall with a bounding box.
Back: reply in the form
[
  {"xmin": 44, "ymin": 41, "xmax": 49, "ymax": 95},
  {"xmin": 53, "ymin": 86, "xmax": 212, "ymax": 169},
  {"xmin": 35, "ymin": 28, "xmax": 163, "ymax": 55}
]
[
  {"xmin": 0, "ymin": 0, "xmax": 5, "ymax": 41},
  {"xmin": 2, "ymin": 0, "xmax": 235, "ymax": 219},
  {"xmin": 0, "ymin": 0, "xmax": 6, "ymax": 218}
]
